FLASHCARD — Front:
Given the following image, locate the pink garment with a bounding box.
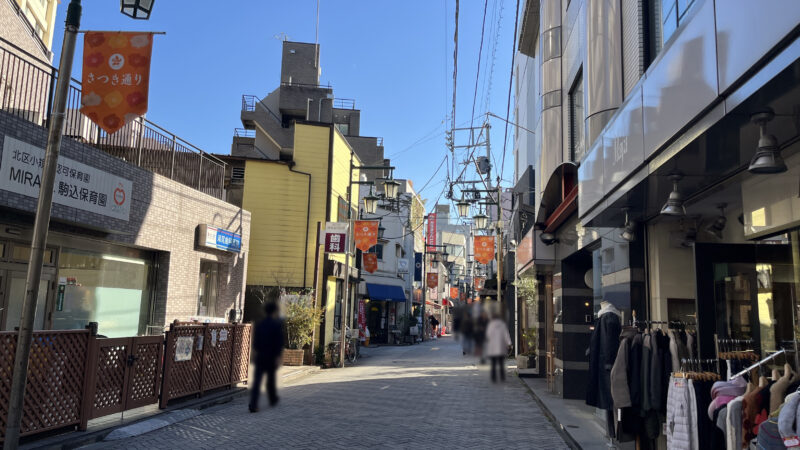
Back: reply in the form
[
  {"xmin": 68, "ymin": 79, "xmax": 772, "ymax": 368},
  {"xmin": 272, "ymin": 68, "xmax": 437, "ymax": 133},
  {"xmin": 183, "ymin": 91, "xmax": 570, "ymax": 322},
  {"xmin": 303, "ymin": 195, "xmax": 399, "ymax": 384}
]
[
  {"xmin": 711, "ymin": 376, "xmax": 747, "ymax": 399},
  {"xmin": 708, "ymin": 394, "xmax": 737, "ymax": 420}
]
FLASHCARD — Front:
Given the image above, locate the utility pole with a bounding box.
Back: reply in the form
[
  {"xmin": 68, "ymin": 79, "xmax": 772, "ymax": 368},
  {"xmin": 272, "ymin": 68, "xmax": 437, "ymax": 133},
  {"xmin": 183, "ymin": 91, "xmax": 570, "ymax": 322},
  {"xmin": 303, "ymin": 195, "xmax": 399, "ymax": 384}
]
[{"xmin": 6, "ymin": 2, "xmax": 80, "ymax": 448}]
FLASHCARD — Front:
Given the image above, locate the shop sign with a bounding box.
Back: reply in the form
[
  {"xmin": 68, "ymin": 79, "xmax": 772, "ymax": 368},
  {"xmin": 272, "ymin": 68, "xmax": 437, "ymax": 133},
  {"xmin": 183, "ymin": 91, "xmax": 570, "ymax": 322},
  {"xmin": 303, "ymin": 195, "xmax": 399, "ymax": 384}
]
[
  {"xmin": 397, "ymin": 259, "xmax": 409, "ymax": 274},
  {"xmin": 363, "ymin": 253, "xmax": 378, "ymax": 273},
  {"xmin": 475, "ymin": 277, "xmax": 486, "ymax": 290},
  {"xmin": 354, "ymin": 220, "xmax": 379, "ymax": 252},
  {"xmin": 323, "ymin": 222, "xmax": 348, "ymax": 254},
  {"xmin": 450, "ymin": 287, "xmax": 459, "ymax": 299},
  {"xmin": 198, "ymin": 224, "xmax": 242, "ymax": 253},
  {"xmin": 1, "ymin": 136, "xmax": 133, "ymax": 220},
  {"xmin": 426, "ymin": 272, "xmax": 438, "ymax": 288},
  {"xmin": 175, "ymin": 336, "xmax": 193, "ymax": 362},
  {"xmin": 426, "ymin": 213, "xmax": 437, "ymax": 252},
  {"xmin": 414, "ymin": 253, "xmax": 423, "ymax": 281},
  {"xmin": 516, "ymin": 228, "xmax": 534, "ymax": 272},
  {"xmin": 210, "ymin": 329, "xmax": 218, "ymax": 347},
  {"xmin": 220, "ymin": 329, "xmax": 228, "ymax": 342},
  {"xmin": 474, "ymin": 236, "xmax": 495, "ymax": 264},
  {"xmin": 358, "ymin": 300, "xmax": 366, "ymax": 338}
]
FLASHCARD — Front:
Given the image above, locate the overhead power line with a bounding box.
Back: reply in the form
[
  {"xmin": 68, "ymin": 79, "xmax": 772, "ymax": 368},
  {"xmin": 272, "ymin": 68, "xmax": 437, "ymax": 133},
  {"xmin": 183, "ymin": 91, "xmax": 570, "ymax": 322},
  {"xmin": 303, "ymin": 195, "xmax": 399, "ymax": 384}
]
[
  {"xmin": 500, "ymin": 0, "xmax": 521, "ymax": 181},
  {"xmin": 469, "ymin": 0, "xmax": 489, "ymax": 145}
]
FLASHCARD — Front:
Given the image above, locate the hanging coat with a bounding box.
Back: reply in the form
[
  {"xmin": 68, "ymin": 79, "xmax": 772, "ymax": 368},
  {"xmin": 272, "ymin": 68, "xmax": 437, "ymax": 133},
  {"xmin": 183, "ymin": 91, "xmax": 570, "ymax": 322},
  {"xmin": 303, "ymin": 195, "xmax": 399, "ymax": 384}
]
[{"xmin": 586, "ymin": 304, "xmax": 622, "ymax": 410}]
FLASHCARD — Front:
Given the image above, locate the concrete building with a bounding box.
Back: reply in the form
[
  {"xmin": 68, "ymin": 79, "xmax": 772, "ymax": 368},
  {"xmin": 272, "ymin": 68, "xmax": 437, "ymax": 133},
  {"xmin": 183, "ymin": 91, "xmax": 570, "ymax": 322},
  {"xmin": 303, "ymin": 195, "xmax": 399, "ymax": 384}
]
[
  {"xmin": 0, "ymin": 43, "xmax": 249, "ymax": 337},
  {"xmin": 513, "ymin": 0, "xmax": 800, "ymax": 445}
]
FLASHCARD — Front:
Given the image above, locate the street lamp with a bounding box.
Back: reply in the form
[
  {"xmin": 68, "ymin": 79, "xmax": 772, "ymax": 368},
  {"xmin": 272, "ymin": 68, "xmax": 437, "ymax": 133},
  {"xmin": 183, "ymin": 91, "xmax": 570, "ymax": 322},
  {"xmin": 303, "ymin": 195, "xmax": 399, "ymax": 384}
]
[
  {"xmin": 456, "ymin": 199, "xmax": 471, "ymax": 218},
  {"xmin": 377, "ymin": 223, "xmax": 385, "ymax": 239},
  {"xmin": 363, "ymin": 193, "xmax": 379, "ymax": 214},
  {"xmin": 120, "ymin": 0, "xmax": 154, "ymax": 19},
  {"xmin": 383, "ymin": 178, "xmax": 400, "ymax": 200},
  {"xmin": 6, "ymin": 1, "xmax": 153, "ymax": 448},
  {"xmin": 473, "ymin": 213, "xmax": 488, "ymax": 230}
]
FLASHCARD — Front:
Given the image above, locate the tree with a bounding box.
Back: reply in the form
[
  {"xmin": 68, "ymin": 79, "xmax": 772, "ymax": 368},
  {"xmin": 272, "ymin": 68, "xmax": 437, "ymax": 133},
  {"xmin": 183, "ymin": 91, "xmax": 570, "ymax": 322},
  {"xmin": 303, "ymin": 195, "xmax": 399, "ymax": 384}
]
[{"xmin": 283, "ymin": 291, "xmax": 322, "ymax": 350}]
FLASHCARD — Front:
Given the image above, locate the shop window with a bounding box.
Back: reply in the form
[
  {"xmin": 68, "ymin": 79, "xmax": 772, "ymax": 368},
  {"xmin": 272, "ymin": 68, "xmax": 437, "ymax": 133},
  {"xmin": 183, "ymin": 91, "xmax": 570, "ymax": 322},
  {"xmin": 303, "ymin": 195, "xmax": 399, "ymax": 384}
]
[
  {"xmin": 53, "ymin": 249, "xmax": 153, "ymax": 337},
  {"xmin": 568, "ymin": 70, "xmax": 584, "ymax": 163},
  {"xmin": 367, "ymin": 244, "xmax": 383, "ymax": 260},
  {"xmin": 197, "ymin": 261, "xmax": 220, "ymax": 318}
]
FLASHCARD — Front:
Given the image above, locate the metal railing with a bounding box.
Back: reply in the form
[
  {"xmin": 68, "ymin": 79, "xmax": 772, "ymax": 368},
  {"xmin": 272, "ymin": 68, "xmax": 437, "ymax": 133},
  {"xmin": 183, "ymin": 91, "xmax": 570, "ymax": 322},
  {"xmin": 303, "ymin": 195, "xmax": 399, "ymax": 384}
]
[
  {"xmin": 234, "ymin": 128, "xmax": 255, "ymax": 138},
  {"xmin": 241, "ymin": 94, "xmax": 283, "ymax": 126},
  {"xmin": 333, "ymin": 98, "xmax": 355, "ymax": 110},
  {"xmin": 0, "ymin": 37, "xmax": 226, "ymax": 200},
  {"xmin": 280, "ymin": 81, "xmax": 332, "ymax": 89}
]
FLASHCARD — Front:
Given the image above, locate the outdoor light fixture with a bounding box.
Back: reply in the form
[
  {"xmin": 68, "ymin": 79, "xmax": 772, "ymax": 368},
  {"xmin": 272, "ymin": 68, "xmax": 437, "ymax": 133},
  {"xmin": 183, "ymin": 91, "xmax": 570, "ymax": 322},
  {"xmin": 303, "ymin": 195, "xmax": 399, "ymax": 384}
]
[
  {"xmin": 473, "ymin": 213, "xmax": 488, "ymax": 230},
  {"xmin": 456, "ymin": 199, "xmax": 471, "ymax": 218},
  {"xmin": 660, "ymin": 174, "xmax": 686, "ymax": 216},
  {"xmin": 120, "ymin": 0, "xmax": 154, "ymax": 19},
  {"xmin": 748, "ymin": 109, "xmax": 786, "ymax": 174},
  {"xmin": 619, "ymin": 208, "xmax": 636, "ymax": 242},
  {"xmin": 540, "ymin": 232, "xmax": 558, "ymax": 245},
  {"xmin": 705, "ymin": 203, "xmax": 727, "ymax": 239},
  {"xmin": 383, "ymin": 178, "xmax": 400, "ymax": 199},
  {"xmin": 363, "ymin": 192, "xmax": 379, "ymax": 214},
  {"xmin": 377, "ymin": 223, "xmax": 385, "ymax": 239}
]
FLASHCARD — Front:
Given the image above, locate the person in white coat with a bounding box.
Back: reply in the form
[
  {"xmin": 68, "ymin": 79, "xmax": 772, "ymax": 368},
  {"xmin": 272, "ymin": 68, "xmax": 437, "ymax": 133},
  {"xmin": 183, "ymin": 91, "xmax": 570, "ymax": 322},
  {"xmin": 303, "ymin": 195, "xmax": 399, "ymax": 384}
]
[{"xmin": 485, "ymin": 311, "xmax": 512, "ymax": 382}]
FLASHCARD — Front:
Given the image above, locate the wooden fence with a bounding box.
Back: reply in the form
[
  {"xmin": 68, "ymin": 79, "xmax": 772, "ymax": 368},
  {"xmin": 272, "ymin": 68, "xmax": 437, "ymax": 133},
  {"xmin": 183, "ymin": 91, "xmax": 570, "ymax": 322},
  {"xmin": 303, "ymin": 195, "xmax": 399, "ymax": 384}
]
[{"xmin": 0, "ymin": 323, "xmax": 252, "ymax": 442}]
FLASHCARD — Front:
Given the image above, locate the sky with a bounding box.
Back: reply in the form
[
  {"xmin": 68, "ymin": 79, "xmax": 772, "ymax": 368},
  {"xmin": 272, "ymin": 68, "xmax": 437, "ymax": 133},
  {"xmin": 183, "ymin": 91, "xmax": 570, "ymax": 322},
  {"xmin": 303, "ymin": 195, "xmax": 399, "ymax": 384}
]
[{"xmin": 52, "ymin": 1, "xmax": 518, "ymax": 215}]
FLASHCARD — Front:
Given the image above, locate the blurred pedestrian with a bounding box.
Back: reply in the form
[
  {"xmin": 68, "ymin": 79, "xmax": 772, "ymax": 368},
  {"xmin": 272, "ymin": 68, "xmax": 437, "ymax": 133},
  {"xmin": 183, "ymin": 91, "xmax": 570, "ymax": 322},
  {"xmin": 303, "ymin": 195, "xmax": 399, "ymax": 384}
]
[
  {"xmin": 249, "ymin": 302, "xmax": 284, "ymax": 412},
  {"xmin": 473, "ymin": 307, "xmax": 488, "ymax": 363},
  {"xmin": 486, "ymin": 310, "xmax": 511, "ymax": 382},
  {"xmin": 460, "ymin": 307, "xmax": 474, "ymax": 355},
  {"xmin": 429, "ymin": 314, "xmax": 439, "ymax": 339}
]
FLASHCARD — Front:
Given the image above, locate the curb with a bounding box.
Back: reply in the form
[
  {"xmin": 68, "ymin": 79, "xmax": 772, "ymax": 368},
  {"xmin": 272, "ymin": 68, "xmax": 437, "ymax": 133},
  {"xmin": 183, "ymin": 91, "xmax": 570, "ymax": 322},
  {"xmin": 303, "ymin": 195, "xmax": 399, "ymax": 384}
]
[{"xmin": 516, "ymin": 373, "xmax": 582, "ymax": 450}]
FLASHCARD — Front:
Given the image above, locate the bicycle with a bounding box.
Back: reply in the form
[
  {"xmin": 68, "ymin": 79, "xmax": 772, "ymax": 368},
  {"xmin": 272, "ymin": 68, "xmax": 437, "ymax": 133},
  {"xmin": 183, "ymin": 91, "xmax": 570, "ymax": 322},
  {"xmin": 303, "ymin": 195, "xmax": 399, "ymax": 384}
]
[{"xmin": 328, "ymin": 327, "xmax": 360, "ymax": 366}]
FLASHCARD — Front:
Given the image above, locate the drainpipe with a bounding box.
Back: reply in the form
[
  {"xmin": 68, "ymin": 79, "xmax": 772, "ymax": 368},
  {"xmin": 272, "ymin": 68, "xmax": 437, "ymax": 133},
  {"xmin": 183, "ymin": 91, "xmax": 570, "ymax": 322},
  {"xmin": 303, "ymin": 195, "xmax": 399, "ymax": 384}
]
[{"xmin": 289, "ymin": 162, "xmax": 312, "ymax": 289}]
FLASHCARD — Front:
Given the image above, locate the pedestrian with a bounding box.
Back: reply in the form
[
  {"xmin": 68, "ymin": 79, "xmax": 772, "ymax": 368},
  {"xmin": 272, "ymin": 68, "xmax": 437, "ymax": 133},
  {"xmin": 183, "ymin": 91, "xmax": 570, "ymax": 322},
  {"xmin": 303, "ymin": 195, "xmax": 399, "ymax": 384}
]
[
  {"xmin": 249, "ymin": 301, "xmax": 284, "ymax": 412},
  {"xmin": 473, "ymin": 307, "xmax": 488, "ymax": 363},
  {"xmin": 429, "ymin": 314, "xmax": 439, "ymax": 339},
  {"xmin": 485, "ymin": 309, "xmax": 511, "ymax": 382},
  {"xmin": 460, "ymin": 307, "xmax": 474, "ymax": 356}
]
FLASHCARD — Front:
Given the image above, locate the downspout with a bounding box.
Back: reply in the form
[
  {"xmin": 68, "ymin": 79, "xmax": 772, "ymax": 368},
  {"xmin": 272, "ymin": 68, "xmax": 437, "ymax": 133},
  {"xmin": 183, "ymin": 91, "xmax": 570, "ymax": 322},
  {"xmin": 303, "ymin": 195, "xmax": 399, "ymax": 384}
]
[{"xmin": 289, "ymin": 162, "xmax": 312, "ymax": 289}]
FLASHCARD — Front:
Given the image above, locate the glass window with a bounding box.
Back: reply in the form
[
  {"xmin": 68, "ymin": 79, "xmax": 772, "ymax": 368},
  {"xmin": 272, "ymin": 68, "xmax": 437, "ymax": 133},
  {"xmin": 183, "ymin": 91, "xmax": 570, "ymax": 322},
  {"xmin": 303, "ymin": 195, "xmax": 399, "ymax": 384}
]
[
  {"xmin": 11, "ymin": 244, "xmax": 54, "ymax": 265},
  {"xmin": 569, "ymin": 71, "xmax": 584, "ymax": 162},
  {"xmin": 53, "ymin": 249, "xmax": 153, "ymax": 337},
  {"xmin": 335, "ymin": 123, "xmax": 349, "ymax": 135},
  {"xmin": 4, "ymin": 276, "xmax": 48, "ymax": 331},
  {"xmin": 197, "ymin": 261, "xmax": 220, "ymax": 317},
  {"xmin": 368, "ymin": 244, "xmax": 383, "ymax": 260}
]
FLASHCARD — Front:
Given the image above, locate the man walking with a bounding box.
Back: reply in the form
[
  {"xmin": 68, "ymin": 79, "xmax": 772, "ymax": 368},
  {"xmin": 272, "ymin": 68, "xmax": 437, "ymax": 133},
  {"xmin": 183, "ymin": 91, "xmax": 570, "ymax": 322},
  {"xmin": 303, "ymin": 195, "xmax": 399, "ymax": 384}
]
[
  {"xmin": 485, "ymin": 309, "xmax": 511, "ymax": 382},
  {"xmin": 249, "ymin": 302, "xmax": 284, "ymax": 412}
]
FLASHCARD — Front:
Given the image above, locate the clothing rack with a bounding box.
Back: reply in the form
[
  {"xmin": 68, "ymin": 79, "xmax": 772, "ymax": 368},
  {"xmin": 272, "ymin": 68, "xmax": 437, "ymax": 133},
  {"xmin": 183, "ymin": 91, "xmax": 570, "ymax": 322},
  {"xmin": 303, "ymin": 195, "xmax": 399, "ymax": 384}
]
[
  {"xmin": 730, "ymin": 349, "xmax": 786, "ymax": 380},
  {"xmin": 680, "ymin": 358, "xmax": 719, "ymax": 373}
]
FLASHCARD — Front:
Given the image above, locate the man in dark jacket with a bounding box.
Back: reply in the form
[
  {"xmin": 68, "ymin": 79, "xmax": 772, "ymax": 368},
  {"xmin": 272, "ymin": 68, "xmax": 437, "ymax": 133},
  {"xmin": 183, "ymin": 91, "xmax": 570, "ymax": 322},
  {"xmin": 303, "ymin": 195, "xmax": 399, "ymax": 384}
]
[{"xmin": 249, "ymin": 302, "xmax": 284, "ymax": 412}]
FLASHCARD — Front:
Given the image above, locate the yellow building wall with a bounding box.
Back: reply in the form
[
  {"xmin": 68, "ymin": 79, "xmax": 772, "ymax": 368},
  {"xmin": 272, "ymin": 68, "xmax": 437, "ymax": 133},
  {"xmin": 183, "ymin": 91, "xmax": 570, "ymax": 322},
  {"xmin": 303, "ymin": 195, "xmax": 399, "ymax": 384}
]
[
  {"xmin": 325, "ymin": 278, "xmax": 337, "ymax": 345},
  {"xmin": 328, "ymin": 130, "xmax": 360, "ymax": 266},
  {"xmin": 242, "ymin": 124, "xmax": 332, "ymax": 288}
]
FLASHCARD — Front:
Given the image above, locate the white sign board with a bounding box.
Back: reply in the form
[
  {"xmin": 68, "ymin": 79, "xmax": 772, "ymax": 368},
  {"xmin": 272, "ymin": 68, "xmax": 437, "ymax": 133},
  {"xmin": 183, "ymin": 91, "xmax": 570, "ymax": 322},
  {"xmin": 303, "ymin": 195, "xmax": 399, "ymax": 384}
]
[
  {"xmin": 0, "ymin": 136, "xmax": 133, "ymax": 220},
  {"xmin": 321, "ymin": 222, "xmax": 349, "ymax": 243},
  {"xmin": 397, "ymin": 259, "xmax": 409, "ymax": 274},
  {"xmin": 175, "ymin": 336, "xmax": 193, "ymax": 362}
]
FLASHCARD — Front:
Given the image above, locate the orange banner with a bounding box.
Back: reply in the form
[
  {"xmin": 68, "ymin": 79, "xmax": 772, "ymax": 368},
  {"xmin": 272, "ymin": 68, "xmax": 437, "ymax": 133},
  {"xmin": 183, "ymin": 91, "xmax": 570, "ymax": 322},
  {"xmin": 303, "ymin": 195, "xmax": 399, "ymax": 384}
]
[
  {"xmin": 354, "ymin": 220, "xmax": 378, "ymax": 252},
  {"xmin": 450, "ymin": 287, "xmax": 459, "ymax": 299},
  {"xmin": 363, "ymin": 253, "xmax": 377, "ymax": 273},
  {"xmin": 426, "ymin": 272, "xmax": 438, "ymax": 288},
  {"xmin": 475, "ymin": 276, "xmax": 486, "ymax": 290},
  {"xmin": 474, "ymin": 236, "xmax": 495, "ymax": 264},
  {"xmin": 80, "ymin": 32, "xmax": 154, "ymax": 134}
]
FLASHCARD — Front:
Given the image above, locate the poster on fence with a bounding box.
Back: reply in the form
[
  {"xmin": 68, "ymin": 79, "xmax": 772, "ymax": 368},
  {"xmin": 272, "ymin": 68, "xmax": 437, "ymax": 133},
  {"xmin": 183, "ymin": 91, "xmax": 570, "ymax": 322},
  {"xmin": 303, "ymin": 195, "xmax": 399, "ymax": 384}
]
[{"xmin": 175, "ymin": 336, "xmax": 193, "ymax": 361}]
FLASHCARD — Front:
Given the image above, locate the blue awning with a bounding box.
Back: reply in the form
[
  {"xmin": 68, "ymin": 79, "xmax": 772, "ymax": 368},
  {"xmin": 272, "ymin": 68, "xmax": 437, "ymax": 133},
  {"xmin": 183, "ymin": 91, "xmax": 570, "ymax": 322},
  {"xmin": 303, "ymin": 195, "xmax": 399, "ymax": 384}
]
[{"xmin": 366, "ymin": 283, "xmax": 406, "ymax": 302}]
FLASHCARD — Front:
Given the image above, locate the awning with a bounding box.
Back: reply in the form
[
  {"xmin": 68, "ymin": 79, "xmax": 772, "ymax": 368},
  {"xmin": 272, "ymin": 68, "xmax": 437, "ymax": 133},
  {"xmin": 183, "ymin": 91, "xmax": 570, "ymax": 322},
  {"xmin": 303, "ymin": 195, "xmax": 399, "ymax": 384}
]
[{"xmin": 366, "ymin": 283, "xmax": 406, "ymax": 302}]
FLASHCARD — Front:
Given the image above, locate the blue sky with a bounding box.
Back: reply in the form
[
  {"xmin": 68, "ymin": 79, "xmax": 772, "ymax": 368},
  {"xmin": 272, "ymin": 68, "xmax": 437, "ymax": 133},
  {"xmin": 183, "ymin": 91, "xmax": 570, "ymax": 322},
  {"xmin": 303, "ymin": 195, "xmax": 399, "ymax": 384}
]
[{"xmin": 52, "ymin": 1, "xmax": 517, "ymax": 212}]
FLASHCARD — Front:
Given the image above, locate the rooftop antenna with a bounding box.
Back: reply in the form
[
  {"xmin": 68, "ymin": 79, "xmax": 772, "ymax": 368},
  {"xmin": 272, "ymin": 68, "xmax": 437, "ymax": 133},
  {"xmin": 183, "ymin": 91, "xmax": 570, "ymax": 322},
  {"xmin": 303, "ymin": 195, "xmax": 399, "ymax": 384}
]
[{"xmin": 273, "ymin": 32, "xmax": 290, "ymax": 42}]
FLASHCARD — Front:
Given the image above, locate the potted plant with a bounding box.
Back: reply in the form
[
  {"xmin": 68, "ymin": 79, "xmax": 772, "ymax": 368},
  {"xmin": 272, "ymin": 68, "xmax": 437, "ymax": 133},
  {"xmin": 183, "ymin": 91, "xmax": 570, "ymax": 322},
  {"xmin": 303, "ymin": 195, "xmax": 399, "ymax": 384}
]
[
  {"xmin": 514, "ymin": 277, "xmax": 538, "ymax": 372},
  {"xmin": 516, "ymin": 327, "xmax": 538, "ymax": 370},
  {"xmin": 283, "ymin": 291, "xmax": 322, "ymax": 366}
]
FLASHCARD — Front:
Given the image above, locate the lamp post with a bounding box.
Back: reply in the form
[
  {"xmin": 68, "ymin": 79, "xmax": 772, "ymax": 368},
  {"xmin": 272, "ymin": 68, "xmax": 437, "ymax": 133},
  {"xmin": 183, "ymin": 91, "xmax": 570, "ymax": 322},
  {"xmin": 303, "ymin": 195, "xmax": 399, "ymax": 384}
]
[
  {"xmin": 5, "ymin": 1, "xmax": 154, "ymax": 448},
  {"xmin": 341, "ymin": 158, "xmax": 396, "ymax": 367}
]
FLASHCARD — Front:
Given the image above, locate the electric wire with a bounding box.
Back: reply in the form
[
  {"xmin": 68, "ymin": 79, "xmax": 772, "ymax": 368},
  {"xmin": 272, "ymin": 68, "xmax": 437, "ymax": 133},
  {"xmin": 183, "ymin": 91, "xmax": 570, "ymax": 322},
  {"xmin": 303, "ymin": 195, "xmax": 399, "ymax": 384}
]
[
  {"xmin": 499, "ymin": 0, "xmax": 521, "ymax": 184},
  {"xmin": 468, "ymin": 0, "xmax": 490, "ymax": 146}
]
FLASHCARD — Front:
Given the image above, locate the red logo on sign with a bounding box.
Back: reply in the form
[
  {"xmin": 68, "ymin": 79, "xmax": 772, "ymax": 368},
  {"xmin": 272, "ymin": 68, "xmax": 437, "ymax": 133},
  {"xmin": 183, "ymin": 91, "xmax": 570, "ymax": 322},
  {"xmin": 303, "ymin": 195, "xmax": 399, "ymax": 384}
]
[{"xmin": 113, "ymin": 183, "xmax": 126, "ymax": 205}]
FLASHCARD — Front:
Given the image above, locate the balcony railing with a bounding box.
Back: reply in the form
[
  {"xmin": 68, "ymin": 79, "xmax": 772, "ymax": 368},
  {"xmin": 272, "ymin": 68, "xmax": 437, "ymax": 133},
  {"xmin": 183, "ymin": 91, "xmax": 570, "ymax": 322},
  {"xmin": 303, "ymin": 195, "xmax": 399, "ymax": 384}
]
[
  {"xmin": 234, "ymin": 128, "xmax": 255, "ymax": 138},
  {"xmin": 333, "ymin": 98, "xmax": 355, "ymax": 110},
  {"xmin": 241, "ymin": 94, "xmax": 283, "ymax": 126},
  {"xmin": 0, "ymin": 37, "xmax": 226, "ymax": 200}
]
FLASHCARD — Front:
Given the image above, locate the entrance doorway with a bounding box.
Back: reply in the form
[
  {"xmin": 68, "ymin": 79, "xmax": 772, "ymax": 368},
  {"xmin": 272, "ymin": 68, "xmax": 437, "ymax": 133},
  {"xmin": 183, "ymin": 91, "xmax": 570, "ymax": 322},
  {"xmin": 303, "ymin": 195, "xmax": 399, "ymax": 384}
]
[{"xmin": 0, "ymin": 265, "xmax": 56, "ymax": 331}]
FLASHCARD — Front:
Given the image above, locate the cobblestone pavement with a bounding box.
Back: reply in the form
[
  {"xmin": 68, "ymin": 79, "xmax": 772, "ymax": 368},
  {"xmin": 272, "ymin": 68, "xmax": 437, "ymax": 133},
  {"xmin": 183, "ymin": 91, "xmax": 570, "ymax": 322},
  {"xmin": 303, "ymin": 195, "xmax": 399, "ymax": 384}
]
[{"xmin": 87, "ymin": 336, "xmax": 569, "ymax": 449}]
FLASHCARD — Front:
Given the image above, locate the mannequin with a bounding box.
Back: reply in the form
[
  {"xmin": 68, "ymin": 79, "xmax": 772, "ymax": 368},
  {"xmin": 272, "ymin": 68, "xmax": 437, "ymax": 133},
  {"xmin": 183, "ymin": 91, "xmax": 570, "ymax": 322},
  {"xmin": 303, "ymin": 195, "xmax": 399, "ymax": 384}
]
[{"xmin": 587, "ymin": 300, "xmax": 622, "ymax": 441}]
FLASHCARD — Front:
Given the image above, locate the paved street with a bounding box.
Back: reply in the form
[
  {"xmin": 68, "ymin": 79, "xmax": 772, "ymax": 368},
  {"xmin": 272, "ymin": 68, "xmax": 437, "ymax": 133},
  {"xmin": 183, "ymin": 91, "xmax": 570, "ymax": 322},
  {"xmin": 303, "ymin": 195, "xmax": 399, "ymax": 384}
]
[{"xmin": 86, "ymin": 336, "xmax": 569, "ymax": 449}]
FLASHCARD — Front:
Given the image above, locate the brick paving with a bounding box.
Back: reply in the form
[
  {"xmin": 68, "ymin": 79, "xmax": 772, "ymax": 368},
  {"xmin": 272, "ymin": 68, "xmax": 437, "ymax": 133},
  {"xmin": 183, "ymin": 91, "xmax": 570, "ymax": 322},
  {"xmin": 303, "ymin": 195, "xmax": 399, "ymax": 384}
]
[{"xmin": 85, "ymin": 336, "xmax": 569, "ymax": 449}]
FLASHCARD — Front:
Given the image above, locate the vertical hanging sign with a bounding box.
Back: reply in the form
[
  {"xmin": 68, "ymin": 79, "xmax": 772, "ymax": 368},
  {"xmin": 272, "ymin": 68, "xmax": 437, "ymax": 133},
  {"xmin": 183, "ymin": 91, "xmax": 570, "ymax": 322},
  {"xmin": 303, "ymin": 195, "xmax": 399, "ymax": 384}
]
[
  {"xmin": 363, "ymin": 253, "xmax": 378, "ymax": 273},
  {"xmin": 474, "ymin": 236, "xmax": 495, "ymax": 264},
  {"xmin": 414, "ymin": 252, "xmax": 423, "ymax": 281},
  {"xmin": 426, "ymin": 213, "xmax": 437, "ymax": 252},
  {"xmin": 354, "ymin": 220, "xmax": 379, "ymax": 252},
  {"xmin": 426, "ymin": 272, "xmax": 439, "ymax": 288},
  {"xmin": 80, "ymin": 32, "xmax": 155, "ymax": 134}
]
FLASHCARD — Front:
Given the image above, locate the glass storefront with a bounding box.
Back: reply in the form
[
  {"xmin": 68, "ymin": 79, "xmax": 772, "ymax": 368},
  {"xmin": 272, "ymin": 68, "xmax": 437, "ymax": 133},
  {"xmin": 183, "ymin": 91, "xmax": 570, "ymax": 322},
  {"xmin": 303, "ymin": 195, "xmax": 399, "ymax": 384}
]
[
  {"xmin": 53, "ymin": 248, "xmax": 154, "ymax": 337},
  {"xmin": 197, "ymin": 261, "xmax": 220, "ymax": 317}
]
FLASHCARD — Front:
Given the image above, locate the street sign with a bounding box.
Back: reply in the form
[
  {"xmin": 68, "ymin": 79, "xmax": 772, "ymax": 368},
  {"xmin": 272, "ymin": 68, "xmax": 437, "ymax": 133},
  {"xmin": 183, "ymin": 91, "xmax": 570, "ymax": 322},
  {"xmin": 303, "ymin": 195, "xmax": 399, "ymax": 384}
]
[
  {"xmin": 398, "ymin": 259, "xmax": 409, "ymax": 274},
  {"xmin": 324, "ymin": 222, "xmax": 348, "ymax": 254}
]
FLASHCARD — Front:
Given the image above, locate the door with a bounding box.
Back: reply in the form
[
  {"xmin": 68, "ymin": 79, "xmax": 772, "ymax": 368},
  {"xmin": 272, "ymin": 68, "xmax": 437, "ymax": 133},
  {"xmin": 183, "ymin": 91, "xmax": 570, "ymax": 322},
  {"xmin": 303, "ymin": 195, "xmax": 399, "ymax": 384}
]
[{"xmin": 2, "ymin": 271, "xmax": 52, "ymax": 331}]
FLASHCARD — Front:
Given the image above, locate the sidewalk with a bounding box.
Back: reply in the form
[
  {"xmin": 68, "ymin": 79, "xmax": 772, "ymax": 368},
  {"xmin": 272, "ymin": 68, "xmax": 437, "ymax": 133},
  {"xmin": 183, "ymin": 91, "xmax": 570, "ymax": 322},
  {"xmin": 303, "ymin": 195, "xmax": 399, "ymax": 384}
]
[
  {"xmin": 519, "ymin": 376, "xmax": 628, "ymax": 450},
  {"xmin": 21, "ymin": 364, "xmax": 319, "ymax": 450}
]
